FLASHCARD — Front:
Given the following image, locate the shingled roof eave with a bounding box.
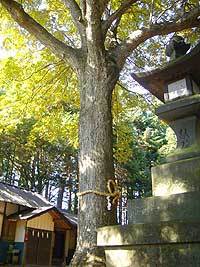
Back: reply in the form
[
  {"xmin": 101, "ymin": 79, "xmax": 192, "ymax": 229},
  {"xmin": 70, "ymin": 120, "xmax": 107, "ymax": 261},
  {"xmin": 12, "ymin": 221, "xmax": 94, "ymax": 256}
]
[{"xmin": 131, "ymin": 42, "xmax": 200, "ymax": 102}]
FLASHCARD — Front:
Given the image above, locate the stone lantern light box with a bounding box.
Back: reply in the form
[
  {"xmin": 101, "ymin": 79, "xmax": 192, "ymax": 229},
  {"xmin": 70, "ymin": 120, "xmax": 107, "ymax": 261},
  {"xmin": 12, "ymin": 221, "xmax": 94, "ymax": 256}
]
[
  {"xmin": 131, "ymin": 37, "xmax": 200, "ymax": 103},
  {"xmin": 164, "ymin": 36, "xmax": 200, "ymax": 102},
  {"xmin": 164, "ymin": 75, "xmax": 200, "ymax": 102}
]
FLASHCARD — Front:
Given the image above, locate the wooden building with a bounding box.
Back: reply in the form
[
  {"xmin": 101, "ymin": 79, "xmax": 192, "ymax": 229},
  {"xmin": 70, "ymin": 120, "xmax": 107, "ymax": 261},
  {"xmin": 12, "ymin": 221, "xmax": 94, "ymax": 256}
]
[{"xmin": 0, "ymin": 182, "xmax": 77, "ymax": 266}]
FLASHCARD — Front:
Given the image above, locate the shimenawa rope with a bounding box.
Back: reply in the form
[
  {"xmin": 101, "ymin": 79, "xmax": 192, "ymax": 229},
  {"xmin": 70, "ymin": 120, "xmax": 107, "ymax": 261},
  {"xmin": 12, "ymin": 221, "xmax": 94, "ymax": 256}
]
[{"xmin": 77, "ymin": 179, "xmax": 121, "ymax": 205}]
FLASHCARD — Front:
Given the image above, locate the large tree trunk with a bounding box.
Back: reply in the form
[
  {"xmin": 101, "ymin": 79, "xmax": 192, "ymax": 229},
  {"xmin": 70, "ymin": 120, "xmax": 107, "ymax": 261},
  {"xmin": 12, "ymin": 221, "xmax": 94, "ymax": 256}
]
[{"xmin": 71, "ymin": 63, "xmax": 119, "ymax": 266}]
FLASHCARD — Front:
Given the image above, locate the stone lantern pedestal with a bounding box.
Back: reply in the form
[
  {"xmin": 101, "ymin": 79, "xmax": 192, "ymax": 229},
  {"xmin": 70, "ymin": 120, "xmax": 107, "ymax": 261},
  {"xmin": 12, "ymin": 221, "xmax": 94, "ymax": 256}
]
[
  {"xmin": 153, "ymin": 95, "xmax": 200, "ymax": 196},
  {"xmin": 97, "ymin": 43, "xmax": 200, "ymax": 267}
]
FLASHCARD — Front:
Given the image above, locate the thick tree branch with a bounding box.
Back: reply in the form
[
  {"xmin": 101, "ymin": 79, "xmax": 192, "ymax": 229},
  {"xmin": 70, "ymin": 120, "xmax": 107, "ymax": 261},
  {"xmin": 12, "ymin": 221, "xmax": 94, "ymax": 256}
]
[
  {"xmin": 0, "ymin": 0, "xmax": 81, "ymax": 70},
  {"xmin": 62, "ymin": 0, "xmax": 82, "ymax": 20},
  {"xmin": 103, "ymin": 0, "xmax": 139, "ymax": 35},
  {"xmin": 115, "ymin": 7, "xmax": 200, "ymax": 68},
  {"xmin": 80, "ymin": 0, "xmax": 86, "ymax": 17},
  {"xmin": 99, "ymin": 0, "xmax": 110, "ymax": 16},
  {"xmin": 84, "ymin": 1, "xmax": 105, "ymax": 66},
  {"xmin": 61, "ymin": 0, "xmax": 87, "ymax": 49}
]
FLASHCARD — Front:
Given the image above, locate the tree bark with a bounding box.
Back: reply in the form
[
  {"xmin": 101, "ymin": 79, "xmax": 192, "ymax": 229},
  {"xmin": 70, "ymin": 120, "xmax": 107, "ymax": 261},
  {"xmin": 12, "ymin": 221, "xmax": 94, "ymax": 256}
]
[
  {"xmin": 57, "ymin": 176, "xmax": 65, "ymax": 209},
  {"xmin": 71, "ymin": 62, "xmax": 119, "ymax": 266},
  {"xmin": 67, "ymin": 175, "xmax": 72, "ymax": 211},
  {"xmin": 45, "ymin": 180, "xmax": 49, "ymax": 200}
]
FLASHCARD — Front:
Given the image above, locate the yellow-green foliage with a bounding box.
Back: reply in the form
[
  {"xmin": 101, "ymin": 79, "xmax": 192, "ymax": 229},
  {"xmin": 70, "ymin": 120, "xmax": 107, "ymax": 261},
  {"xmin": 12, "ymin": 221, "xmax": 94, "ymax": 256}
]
[
  {"xmin": 112, "ymin": 85, "xmax": 148, "ymax": 164},
  {"xmin": 0, "ymin": 0, "xmax": 198, "ymax": 164},
  {"xmin": 0, "ymin": 28, "xmax": 80, "ymax": 148}
]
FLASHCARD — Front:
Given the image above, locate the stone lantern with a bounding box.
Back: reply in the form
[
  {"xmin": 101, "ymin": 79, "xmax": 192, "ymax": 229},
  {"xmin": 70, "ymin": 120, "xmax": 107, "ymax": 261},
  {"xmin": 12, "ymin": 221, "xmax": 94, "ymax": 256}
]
[
  {"xmin": 97, "ymin": 41, "xmax": 200, "ymax": 267},
  {"xmin": 132, "ymin": 41, "xmax": 200, "ymax": 195}
]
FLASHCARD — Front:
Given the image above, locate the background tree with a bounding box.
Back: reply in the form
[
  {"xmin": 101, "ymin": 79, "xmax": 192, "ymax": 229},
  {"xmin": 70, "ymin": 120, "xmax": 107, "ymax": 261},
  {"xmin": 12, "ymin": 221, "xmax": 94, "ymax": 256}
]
[
  {"xmin": 0, "ymin": 0, "xmax": 199, "ymax": 265},
  {"xmin": 0, "ymin": 118, "xmax": 79, "ymax": 206},
  {"xmin": 0, "ymin": 51, "xmax": 79, "ymax": 211}
]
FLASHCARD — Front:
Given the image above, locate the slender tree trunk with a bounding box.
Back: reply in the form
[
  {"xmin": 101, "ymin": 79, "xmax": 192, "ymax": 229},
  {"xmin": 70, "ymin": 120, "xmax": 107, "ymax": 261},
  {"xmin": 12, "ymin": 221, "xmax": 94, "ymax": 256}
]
[
  {"xmin": 118, "ymin": 195, "xmax": 122, "ymax": 225},
  {"xmin": 71, "ymin": 63, "xmax": 119, "ymax": 266},
  {"xmin": 68, "ymin": 181, "xmax": 72, "ymax": 211},
  {"xmin": 45, "ymin": 180, "xmax": 49, "ymax": 200},
  {"xmin": 57, "ymin": 176, "xmax": 65, "ymax": 209},
  {"xmin": 74, "ymin": 165, "xmax": 79, "ymax": 214},
  {"xmin": 74, "ymin": 191, "xmax": 78, "ymax": 214}
]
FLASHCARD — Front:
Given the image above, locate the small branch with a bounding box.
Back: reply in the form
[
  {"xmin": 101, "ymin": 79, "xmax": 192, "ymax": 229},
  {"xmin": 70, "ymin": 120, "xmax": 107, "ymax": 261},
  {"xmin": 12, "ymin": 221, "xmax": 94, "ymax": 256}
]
[
  {"xmin": 155, "ymin": 0, "xmax": 182, "ymax": 23},
  {"xmin": 62, "ymin": 0, "xmax": 82, "ymax": 21},
  {"xmin": 115, "ymin": 6, "xmax": 200, "ymax": 68},
  {"xmin": 149, "ymin": 0, "xmax": 155, "ymax": 25},
  {"xmin": 61, "ymin": 0, "xmax": 87, "ymax": 48},
  {"xmin": 103, "ymin": 0, "xmax": 139, "ymax": 34},
  {"xmin": 117, "ymin": 82, "xmax": 155, "ymax": 106},
  {"xmin": 126, "ymin": 56, "xmax": 146, "ymax": 71},
  {"xmin": 80, "ymin": 0, "xmax": 86, "ymax": 17},
  {"xmin": 14, "ymin": 60, "xmax": 64, "ymax": 82},
  {"xmin": 22, "ymin": 66, "xmax": 69, "ymax": 115},
  {"xmin": 0, "ymin": 0, "xmax": 81, "ymax": 69},
  {"xmin": 99, "ymin": 0, "xmax": 110, "ymax": 16}
]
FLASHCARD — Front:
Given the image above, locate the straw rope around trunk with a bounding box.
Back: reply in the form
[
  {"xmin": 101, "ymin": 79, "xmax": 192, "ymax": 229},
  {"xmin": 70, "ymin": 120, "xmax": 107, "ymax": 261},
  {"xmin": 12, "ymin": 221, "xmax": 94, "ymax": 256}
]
[{"xmin": 77, "ymin": 179, "xmax": 121, "ymax": 205}]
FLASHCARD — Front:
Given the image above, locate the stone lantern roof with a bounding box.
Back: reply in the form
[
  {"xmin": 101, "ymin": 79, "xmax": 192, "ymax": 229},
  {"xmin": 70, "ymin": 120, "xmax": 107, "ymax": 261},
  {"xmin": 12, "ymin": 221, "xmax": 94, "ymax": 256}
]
[{"xmin": 131, "ymin": 42, "xmax": 200, "ymax": 102}]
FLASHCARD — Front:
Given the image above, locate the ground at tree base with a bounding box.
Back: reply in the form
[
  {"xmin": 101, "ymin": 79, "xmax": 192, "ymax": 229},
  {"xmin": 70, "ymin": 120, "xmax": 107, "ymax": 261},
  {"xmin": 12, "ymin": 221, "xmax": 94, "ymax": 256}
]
[{"xmin": 70, "ymin": 247, "xmax": 106, "ymax": 267}]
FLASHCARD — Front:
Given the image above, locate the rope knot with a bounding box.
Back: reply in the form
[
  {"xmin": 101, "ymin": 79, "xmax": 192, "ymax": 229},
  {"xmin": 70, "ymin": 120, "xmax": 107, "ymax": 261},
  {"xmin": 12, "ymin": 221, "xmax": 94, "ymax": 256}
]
[{"xmin": 77, "ymin": 179, "xmax": 121, "ymax": 206}]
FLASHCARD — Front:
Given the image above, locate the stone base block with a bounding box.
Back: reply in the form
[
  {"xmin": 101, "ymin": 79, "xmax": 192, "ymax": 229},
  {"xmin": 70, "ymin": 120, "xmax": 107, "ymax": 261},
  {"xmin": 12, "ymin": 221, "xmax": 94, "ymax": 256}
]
[
  {"xmin": 104, "ymin": 243, "xmax": 200, "ymax": 267},
  {"xmin": 97, "ymin": 221, "xmax": 200, "ymax": 247},
  {"xmin": 128, "ymin": 191, "xmax": 200, "ymax": 224},
  {"xmin": 165, "ymin": 144, "xmax": 200, "ymax": 162},
  {"xmin": 97, "ymin": 221, "xmax": 200, "ymax": 267},
  {"xmin": 151, "ymin": 156, "xmax": 200, "ymax": 196}
]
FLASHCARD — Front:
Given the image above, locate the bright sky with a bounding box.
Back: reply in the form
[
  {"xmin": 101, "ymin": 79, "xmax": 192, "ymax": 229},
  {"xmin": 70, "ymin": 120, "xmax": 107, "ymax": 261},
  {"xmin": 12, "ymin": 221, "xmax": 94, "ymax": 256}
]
[
  {"xmin": 0, "ymin": 36, "xmax": 7, "ymax": 59},
  {"xmin": 0, "ymin": 36, "xmax": 16, "ymax": 59},
  {"xmin": 0, "ymin": 37, "xmax": 4, "ymax": 58}
]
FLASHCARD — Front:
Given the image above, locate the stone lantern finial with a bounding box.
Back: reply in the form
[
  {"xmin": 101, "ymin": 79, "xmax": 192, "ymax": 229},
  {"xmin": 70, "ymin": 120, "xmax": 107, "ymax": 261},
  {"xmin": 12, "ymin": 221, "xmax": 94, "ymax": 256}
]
[{"xmin": 166, "ymin": 35, "xmax": 190, "ymax": 60}]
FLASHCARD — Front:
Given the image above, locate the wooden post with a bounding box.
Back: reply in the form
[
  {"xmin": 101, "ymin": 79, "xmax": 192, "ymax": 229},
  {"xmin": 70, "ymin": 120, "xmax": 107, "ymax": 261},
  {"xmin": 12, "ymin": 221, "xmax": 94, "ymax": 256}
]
[
  {"xmin": 49, "ymin": 231, "xmax": 54, "ymax": 266},
  {"xmin": 0, "ymin": 202, "xmax": 6, "ymax": 238},
  {"xmin": 22, "ymin": 222, "xmax": 27, "ymax": 267}
]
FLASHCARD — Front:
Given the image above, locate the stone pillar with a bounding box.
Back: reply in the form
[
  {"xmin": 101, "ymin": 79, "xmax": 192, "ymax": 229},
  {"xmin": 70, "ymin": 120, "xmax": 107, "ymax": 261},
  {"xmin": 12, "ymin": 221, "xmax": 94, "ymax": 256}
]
[{"xmin": 152, "ymin": 95, "xmax": 200, "ymax": 196}]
